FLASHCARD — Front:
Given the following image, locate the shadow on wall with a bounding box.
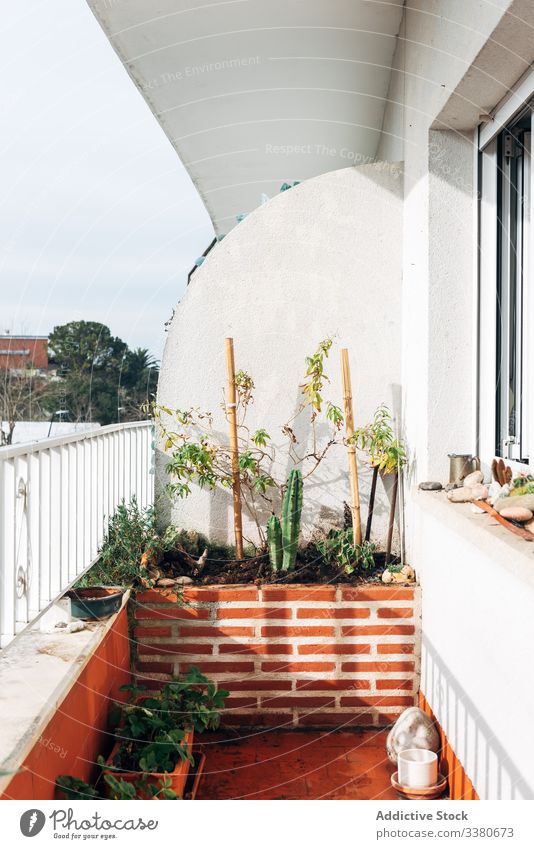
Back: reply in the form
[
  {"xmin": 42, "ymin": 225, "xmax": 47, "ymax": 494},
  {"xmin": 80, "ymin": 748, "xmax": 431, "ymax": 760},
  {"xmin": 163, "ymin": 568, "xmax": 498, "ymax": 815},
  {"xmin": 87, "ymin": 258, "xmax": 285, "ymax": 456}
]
[
  {"xmin": 154, "ymin": 443, "xmax": 401, "ymax": 554},
  {"xmin": 422, "ymin": 636, "xmax": 533, "ymax": 800}
]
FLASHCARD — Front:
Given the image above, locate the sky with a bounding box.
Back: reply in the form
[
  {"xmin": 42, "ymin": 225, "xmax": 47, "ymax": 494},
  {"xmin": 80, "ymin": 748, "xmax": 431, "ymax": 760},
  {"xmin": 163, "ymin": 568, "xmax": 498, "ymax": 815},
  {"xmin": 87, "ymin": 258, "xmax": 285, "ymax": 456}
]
[{"xmin": 0, "ymin": 0, "xmax": 214, "ymax": 360}]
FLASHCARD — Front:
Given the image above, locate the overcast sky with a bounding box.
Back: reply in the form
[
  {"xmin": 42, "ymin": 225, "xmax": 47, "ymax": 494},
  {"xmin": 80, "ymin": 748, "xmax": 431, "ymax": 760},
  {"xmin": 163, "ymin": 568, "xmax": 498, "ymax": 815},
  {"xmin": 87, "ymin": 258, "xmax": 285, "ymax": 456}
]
[{"xmin": 0, "ymin": 0, "xmax": 214, "ymax": 360}]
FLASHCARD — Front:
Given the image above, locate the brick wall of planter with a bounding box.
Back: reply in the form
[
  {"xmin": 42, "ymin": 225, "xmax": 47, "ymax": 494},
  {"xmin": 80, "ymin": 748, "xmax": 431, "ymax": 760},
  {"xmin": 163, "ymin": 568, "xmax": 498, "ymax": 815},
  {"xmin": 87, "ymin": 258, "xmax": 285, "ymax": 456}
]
[{"xmin": 133, "ymin": 584, "xmax": 420, "ymax": 729}]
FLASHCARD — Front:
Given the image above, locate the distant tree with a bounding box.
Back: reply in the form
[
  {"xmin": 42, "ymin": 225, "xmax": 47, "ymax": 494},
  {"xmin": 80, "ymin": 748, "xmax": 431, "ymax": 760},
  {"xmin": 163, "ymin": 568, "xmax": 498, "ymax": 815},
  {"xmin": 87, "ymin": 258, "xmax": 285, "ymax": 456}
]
[
  {"xmin": 119, "ymin": 347, "xmax": 159, "ymax": 421},
  {"xmin": 48, "ymin": 321, "xmax": 127, "ymax": 375},
  {"xmin": 0, "ymin": 371, "xmax": 47, "ymax": 445},
  {"xmin": 44, "ymin": 321, "xmax": 158, "ymax": 425}
]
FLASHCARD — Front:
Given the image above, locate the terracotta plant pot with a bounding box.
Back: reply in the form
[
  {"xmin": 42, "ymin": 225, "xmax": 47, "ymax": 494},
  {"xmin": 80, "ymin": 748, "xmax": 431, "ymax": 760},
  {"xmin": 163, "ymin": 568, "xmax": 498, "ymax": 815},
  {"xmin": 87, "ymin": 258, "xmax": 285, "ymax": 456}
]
[{"xmin": 103, "ymin": 728, "xmax": 194, "ymax": 799}]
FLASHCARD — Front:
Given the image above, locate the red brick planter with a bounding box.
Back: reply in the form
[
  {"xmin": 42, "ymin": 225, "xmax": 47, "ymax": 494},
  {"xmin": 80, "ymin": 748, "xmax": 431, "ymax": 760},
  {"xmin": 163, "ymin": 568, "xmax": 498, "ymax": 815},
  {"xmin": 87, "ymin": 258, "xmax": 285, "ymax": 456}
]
[{"xmin": 133, "ymin": 584, "xmax": 420, "ymax": 729}]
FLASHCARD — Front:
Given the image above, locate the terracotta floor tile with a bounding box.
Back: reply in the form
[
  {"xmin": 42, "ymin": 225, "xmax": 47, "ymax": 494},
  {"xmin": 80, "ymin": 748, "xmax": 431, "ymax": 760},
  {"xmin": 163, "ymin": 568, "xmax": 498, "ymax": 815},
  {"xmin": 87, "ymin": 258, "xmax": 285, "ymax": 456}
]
[{"xmin": 197, "ymin": 729, "xmax": 398, "ymax": 800}]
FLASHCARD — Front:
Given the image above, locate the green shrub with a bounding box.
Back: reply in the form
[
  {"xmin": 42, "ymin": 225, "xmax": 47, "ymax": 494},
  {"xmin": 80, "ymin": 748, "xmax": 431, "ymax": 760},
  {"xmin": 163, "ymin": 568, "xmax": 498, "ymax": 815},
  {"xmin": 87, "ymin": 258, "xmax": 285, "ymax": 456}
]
[
  {"xmin": 315, "ymin": 529, "xmax": 377, "ymax": 575},
  {"xmin": 75, "ymin": 498, "xmax": 158, "ymax": 589}
]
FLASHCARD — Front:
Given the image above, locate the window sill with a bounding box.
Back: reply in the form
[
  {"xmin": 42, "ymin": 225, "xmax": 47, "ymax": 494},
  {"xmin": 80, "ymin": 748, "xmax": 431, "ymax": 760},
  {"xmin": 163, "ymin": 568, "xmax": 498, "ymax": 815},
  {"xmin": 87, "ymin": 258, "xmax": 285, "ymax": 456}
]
[{"xmin": 413, "ymin": 489, "xmax": 534, "ymax": 590}]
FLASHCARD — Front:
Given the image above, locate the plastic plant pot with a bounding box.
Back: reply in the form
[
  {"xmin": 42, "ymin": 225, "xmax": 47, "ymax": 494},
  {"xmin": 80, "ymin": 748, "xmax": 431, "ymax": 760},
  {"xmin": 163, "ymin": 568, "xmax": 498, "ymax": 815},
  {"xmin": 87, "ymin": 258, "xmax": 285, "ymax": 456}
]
[
  {"xmin": 67, "ymin": 587, "xmax": 124, "ymax": 621},
  {"xmin": 397, "ymin": 748, "xmax": 438, "ymax": 789}
]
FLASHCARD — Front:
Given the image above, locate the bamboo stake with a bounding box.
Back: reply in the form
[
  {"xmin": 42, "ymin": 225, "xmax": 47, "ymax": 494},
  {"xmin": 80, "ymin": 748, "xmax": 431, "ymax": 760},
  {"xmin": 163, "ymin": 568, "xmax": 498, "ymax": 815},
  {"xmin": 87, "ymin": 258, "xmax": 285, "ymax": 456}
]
[
  {"xmin": 340, "ymin": 349, "xmax": 362, "ymax": 545},
  {"xmin": 225, "ymin": 338, "xmax": 244, "ymax": 560}
]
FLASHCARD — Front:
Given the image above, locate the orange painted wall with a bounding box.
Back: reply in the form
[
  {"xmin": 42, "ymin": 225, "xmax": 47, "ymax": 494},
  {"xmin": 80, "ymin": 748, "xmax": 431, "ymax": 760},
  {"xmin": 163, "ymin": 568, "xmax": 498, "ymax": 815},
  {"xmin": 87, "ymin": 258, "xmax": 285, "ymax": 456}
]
[
  {"xmin": 419, "ymin": 692, "xmax": 478, "ymax": 800},
  {"xmin": 2, "ymin": 608, "xmax": 130, "ymax": 800}
]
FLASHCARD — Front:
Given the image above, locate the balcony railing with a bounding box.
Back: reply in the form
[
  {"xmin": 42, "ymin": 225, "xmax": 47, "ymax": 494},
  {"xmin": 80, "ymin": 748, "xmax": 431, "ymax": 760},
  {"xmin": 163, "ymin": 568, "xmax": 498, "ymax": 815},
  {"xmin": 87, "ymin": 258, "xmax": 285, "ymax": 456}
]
[{"xmin": 0, "ymin": 421, "xmax": 154, "ymax": 647}]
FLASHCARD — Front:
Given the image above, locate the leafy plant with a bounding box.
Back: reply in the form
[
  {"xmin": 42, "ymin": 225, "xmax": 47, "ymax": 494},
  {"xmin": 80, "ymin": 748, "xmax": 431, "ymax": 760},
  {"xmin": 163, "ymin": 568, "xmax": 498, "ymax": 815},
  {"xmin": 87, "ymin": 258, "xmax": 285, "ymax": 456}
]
[
  {"xmin": 315, "ymin": 529, "xmax": 377, "ymax": 575},
  {"xmin": 151, "ymin": 339, "xmax": 344, "ymax": 549},
  {"xmin": 103, "ymin": 773, "xmax": 178, "ymax": 800},
  {"xmin": 352, "ymin": 405, "xmax": 406, "ymax": 475},
  {"xmin": 109, "ymin": 667, "xmax": 228, "ymax": 774},
  {"xmin": 75, "ymin": 498, "xmax": 159, "ymax": 589},
  {"xmin": 56, "ymin": 775, "xmax": 101, "ymax": 800},
  {"xmin": 56, "ymin": 772, "xmax": 178, "ymax": 801},
  {"xmin": 161, "ymin": 526, "xmax": 236, "ymax": 562},
  {"xmin": 56, "ymin": 666, "xmax": 227, "ymax": 802}
]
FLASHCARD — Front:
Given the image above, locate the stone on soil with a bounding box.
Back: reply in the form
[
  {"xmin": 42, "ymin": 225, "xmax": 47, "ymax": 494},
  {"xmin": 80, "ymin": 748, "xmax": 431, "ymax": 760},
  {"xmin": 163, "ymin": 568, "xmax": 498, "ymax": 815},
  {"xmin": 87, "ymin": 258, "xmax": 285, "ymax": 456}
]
[{"xmin": 156, "ymin": 578, "xmax": 177, "ymax": 587}]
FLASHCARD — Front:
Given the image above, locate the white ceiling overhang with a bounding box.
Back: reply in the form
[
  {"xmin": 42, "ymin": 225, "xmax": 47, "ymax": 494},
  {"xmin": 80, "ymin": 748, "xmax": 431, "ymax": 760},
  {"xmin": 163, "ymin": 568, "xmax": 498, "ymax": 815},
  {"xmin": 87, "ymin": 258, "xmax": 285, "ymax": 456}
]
[{"xmin": 86, "ymin": 0, "xmax": 404, "ymax": 234}]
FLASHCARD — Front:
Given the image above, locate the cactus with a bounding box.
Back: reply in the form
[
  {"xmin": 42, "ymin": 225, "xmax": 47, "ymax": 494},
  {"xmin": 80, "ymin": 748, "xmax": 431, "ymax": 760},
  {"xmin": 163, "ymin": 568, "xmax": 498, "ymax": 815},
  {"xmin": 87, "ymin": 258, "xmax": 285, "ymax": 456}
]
[
  {"xmin": 281, "ymin": 469, "xmax": 303, "ymax": 571},
  {"xmin": 267, "ymin": 514, "xmax": 283, "ymax": 572}
]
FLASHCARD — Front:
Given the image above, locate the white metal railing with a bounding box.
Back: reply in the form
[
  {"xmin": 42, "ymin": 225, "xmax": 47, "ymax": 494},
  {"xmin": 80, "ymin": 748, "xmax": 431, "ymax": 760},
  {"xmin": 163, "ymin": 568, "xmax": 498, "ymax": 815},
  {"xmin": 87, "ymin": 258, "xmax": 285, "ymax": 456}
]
[{"xmin": 0, "ymin": 421, "xmax": 154, "ymax": 647}]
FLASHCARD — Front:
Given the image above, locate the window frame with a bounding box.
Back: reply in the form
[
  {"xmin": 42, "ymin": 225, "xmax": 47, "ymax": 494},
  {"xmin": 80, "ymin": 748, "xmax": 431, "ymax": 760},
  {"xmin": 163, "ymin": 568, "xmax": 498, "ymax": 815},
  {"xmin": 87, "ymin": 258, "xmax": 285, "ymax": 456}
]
[{"xmin": 478, "ymin": 99, "xmax": 534, "ymax": 469}]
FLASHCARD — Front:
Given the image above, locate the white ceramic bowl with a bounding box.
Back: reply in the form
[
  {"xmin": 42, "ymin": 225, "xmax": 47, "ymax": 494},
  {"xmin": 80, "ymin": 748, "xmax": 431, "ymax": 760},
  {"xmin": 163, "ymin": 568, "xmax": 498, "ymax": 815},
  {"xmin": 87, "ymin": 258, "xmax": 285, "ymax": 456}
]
[{"xmin": 398, "ymin": 748, "xmax": 438, "ymax": 789}]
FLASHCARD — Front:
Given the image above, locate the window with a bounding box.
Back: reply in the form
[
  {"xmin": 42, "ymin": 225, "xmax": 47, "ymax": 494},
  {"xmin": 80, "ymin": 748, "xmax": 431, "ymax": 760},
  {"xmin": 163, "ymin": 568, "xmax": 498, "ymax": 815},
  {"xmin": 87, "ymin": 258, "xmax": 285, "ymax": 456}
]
[{"xmin": 479, "ymin": 105, "xmax": 534, "ymax": 464}]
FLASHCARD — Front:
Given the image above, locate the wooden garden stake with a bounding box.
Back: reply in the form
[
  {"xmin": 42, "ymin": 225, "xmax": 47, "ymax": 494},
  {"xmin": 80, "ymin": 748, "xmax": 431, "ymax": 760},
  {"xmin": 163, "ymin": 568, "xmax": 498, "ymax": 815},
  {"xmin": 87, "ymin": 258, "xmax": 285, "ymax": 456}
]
[
  {"xmin": 365, "ymin": 465, "xmax": 379, "ymax": 542},
  {"xmin": 385, "ymin": 471, "xmax": 399, "ymax": 565},
  {"xmin": 340, "ymin": 348, "xmax": 362, "ymax": 545},
  {"xmin": 225, "ymin": 338, "xmax": 244, "ymax": 560}
]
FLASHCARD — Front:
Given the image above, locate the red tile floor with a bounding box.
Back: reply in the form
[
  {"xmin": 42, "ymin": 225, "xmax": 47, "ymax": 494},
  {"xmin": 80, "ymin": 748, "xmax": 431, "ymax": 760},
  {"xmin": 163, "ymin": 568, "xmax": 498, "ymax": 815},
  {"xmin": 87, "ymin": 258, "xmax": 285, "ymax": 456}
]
[{"xmin": 196, "ymin": 729, "xmax": 399, "ymax": 800}]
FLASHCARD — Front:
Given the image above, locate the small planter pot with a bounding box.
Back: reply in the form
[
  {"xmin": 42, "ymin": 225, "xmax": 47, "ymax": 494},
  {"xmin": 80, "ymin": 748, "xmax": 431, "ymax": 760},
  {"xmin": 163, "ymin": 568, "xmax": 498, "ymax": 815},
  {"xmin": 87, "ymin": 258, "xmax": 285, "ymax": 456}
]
[
  {"xmin": 103, "ymin": 729, "xmax": 194, "ymax": 800},
  {"xmin": 67, "ymin": 587, "xmax": 125, "ymax": 621}
]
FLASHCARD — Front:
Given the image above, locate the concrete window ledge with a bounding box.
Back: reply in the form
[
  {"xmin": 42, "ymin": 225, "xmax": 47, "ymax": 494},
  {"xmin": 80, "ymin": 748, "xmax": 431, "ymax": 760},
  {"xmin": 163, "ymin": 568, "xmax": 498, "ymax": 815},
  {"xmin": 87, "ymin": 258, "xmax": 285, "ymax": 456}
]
[
  {"xmin": 414, "ymin": 489, "xmax": 534, "ymax": 590},
  {"xmin": 0, "ymin": 591, "xmax": 130, "ymax": 799}
]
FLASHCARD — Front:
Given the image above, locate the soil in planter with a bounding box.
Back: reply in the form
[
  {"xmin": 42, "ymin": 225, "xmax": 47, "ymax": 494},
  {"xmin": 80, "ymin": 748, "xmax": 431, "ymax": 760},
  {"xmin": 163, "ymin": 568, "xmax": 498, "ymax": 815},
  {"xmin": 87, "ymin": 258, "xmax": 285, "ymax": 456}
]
[{"xmin": 159, "ymin": 547, "xmax": 400, "ymax": 586}]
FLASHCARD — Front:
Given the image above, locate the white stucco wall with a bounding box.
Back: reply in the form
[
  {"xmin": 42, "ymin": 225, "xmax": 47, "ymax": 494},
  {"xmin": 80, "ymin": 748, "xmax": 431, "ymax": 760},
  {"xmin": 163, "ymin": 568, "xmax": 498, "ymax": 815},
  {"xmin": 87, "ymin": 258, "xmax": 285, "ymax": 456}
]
[
  {"xmin": 375, "ymin": 1, "xmax": 534, "ymax": 799},
  {"xmin": 157, "ymin": 164, "xmax": 403, "ymax": 547},
  {"xmin": 377, "ymin": 0, "xmax": 522, "ymax": 487},
  {"xmin": 415, "ymin": 493, "xmax": 534, "ymax": 800}
]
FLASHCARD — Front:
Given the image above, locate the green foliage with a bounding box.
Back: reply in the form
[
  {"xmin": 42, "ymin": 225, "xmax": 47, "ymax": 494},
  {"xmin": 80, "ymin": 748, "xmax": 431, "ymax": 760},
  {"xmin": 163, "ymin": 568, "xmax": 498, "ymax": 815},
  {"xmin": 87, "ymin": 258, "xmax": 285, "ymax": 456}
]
[
  {"xmin": 161, "ymin": 526, "xmax": 236, "ymax": 562},
  {"xmin": 101, "ymin": 774, "xmax": 140, "ymax": 800},
  {"xmin": 56, "ymin": 775, "xmax": 101, "ymax": 800},
  {"xmin": 253, "ymin": 428, "xmax": 270, "ymax": 447},
  {"xmin": 301, "ymin": 338, "xmax": 334, "ymax": 413},
  {"xmin": 510, "ymin": 474, "xmax": 534, "ymax": 496},
  {"xmin": 315, "ymin": 529, "xmax": 377, "ymax": 575},
  {"xmin": 43, "ymin": 321, "xmax": 158, "ymax": 425},
  {"xmin": 267, "ymin": 514, "xmax": 283, "ymax": 572},
  {"xmin": 326, "ymin": 402, "xmax": 344, "ymax": 429},
  {"xmin": 153, "ymin": 338, "xmax": 343, "ymax": 548},
  {"xmin": 166, "ymin": 438, "xmax": 227, "ymax": 498},
  {"xmin": 281, "ymin": 469, "xmax": 303, "ymax": 572},
  {"xmin": 56, "ymin": 771, "xmax": 178, "ymax": 801},
  {"xmin": 104, "ymin": 773, "xmax": 178, "ymax": 800},
  {"xmin": 110, "ymin": 667, "xmax": 228, "ymax": 775},
  {"xmin": 352, "ymin": 404, "xmax": 407, "ymax": 475},
  {"xmin": 75, "ymin": 498, "xmax": 158, "ymax": 589},
  {"xmin": 56, "ymin": 667, "xmax": 224, "ymax": 801}
]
